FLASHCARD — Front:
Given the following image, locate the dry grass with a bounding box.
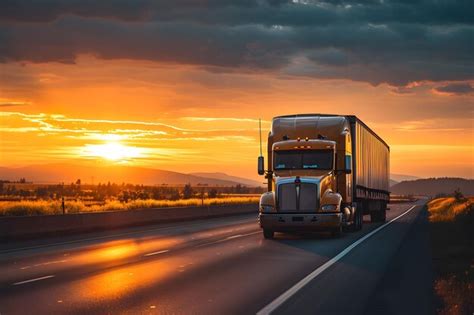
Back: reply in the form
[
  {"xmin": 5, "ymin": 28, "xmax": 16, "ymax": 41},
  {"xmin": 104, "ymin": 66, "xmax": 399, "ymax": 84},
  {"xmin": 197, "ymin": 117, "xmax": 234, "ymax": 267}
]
[
  {"xmin": 0, "ymin": 197, "xmax": 260, "ymax": 216},
  {"xmin": 435, "ymin": 276, "xmax": 474, "ymax": 315},
  {"xmin": 428, "ymin": 197, "xmax": 473, "ymax": 222},
  {"xmin": 427, "ymin": 197, "xmax": 473, "ymax": 315}
]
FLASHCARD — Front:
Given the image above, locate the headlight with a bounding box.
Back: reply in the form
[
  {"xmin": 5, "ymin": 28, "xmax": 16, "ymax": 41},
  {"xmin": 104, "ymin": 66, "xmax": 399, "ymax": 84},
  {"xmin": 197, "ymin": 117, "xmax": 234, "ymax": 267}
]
[
  {"xmin": 260, "ymin": 205, "xmax": 275, "ymax": 213},
  {"xmin": 321, "ymin": 204, "xmax": 338, "ymax": 211}
]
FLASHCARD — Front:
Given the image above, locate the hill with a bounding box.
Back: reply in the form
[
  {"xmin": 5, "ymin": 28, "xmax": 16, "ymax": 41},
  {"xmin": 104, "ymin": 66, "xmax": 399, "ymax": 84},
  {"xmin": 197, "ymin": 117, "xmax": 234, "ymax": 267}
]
[
  {"xmin": 0, "ymin": 164, "xmax": 258, "ymax": 187},
  {"xmin": 391, "ymin": 178, "xmax": 474, "ymax": 196},
  {"xmin": 389, "ymin": 179, "xmax": 399, "ymax": 187},
  {"xmin": 190, "ymin": 172, "xmax": 263, "ymax": 187},
  {"xmin": 390, "ymin": 173, "xmax": 419, "ymax": 182}
]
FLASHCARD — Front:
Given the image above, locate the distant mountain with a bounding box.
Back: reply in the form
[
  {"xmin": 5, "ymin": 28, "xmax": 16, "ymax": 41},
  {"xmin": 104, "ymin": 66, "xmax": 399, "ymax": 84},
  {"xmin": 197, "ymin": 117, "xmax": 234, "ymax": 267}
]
[
  {"xmin": 390, "ymin": 173, "xmax": 419, "ymax": 182},
  {"xmin": 389, "ymin": 179, "xmax": 399, "ymax": 187},
  {"xmin": 391, "ymin": 178, "xmax": 474, "ymax": 196},
  {"xmin": 190, "ymin": 172, "xmax": 263, "ymax": 187},
  {"xmin": 0, "ymin": 164, "xmax": 247, "ymax": 186}
]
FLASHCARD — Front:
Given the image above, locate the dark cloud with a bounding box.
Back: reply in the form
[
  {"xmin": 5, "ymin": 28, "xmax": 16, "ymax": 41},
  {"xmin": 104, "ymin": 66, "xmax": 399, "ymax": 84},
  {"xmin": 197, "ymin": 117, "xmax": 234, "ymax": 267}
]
[
  {"xmin": 0, "ymin": 0, "xmax": 473, "ymax": 86},
  {"xmin": 0, "ymin": 102, "xmax": 29, "ymax": 107},
  {"xmin": 434, "ymin": 83, "xmax": 474, "ymax": 95}
]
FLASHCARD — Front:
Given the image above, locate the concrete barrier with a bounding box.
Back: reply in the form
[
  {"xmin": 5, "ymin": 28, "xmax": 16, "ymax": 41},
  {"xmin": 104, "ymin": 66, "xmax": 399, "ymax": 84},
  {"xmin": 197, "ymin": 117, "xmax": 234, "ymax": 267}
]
[{"xmin": 0, "ymin": 203, "xmax": 258, "ymax": 241}]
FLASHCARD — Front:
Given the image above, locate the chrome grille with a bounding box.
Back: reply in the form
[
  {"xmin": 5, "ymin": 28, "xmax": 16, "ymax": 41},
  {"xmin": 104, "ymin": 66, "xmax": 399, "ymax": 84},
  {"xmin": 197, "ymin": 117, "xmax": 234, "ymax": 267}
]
[
  {"xmin": 278, "ymin": 183, "xmax": 297, "ymax": 211},
  {"xmin": 299, "ymin": 183, "xmax": 318, "ymax": 211},
  {"xmin": 277, "ymin": 182, "xmax": 318, "ymax": 212}
]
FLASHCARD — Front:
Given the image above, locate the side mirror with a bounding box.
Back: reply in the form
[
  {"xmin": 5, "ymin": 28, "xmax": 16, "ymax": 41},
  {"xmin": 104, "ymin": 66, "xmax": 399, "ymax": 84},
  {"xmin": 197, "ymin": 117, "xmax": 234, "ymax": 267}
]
[
  {"xmin": 258, "ymin": 156, "xmax": 265, "ymax": 175},
  {"xmin": 344, "ymin": 155, "xmax": 352, "ymax": 174}
]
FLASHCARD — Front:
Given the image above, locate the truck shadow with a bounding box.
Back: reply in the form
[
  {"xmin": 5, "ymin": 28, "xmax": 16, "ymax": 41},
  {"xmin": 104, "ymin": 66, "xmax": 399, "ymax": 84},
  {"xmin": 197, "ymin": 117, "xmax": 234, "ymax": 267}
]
[{"xmin": 270, "ymin": 217, "xmax": 373, "ymax": 241}]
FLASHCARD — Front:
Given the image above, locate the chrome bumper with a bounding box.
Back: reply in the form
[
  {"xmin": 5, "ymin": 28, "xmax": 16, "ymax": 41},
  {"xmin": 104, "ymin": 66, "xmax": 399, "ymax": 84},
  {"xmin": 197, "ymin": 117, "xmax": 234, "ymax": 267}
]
[{"xmin": 259, "ymin": 212, "xmax": 342, "ymax": 231}]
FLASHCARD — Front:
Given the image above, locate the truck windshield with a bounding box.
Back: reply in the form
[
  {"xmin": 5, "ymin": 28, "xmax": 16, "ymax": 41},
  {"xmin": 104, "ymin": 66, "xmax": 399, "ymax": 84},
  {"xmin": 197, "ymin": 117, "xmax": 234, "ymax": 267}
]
[{"xmin": 274, "ymin": 150, "xmax": 333, "ymax": 170}]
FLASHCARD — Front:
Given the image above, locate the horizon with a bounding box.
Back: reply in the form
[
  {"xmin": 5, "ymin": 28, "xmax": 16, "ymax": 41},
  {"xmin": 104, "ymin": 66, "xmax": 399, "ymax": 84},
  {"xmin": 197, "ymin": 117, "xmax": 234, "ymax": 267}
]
[
  {"xmin": 1, "ymin": 110, "xmax": 473, "ymax": 181},
  {"xmin": 1, "ymin": 161, "xmax": 473, "ymax": 186}
]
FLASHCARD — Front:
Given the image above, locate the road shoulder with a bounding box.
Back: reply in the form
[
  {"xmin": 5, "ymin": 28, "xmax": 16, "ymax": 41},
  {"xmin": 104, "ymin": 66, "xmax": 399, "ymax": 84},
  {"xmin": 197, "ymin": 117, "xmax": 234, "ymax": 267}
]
[{"xmin": 364, "ymin": 206, "xmax": 436, "ymax": 315}]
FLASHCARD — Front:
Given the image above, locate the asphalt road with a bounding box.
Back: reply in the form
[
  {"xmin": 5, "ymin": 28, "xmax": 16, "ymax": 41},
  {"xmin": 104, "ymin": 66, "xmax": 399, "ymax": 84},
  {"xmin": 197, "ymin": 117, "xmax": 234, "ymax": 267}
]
[{"xmin": 0, "ymin": 200, "xmax": 432, "ymax": 315}]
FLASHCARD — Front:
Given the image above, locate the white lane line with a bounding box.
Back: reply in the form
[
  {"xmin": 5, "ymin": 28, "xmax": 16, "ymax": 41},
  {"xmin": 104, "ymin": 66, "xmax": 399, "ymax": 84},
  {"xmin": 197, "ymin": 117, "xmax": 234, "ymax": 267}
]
[
  {"xmin": 143, "ymin": 249, "xmax": 170, "ymax": 257},
  {"xmin": 257, "ymin": 205, "xmax": 418, "ymax": 315},
  {"xmin": 20, "ymin": 259, "xmax": 68, "ymax": 270},
  {"xmin": 1, "ymin": 216, "xmax": 256, "ymax": 254},
  {"xmin": 225, "ymin": 234, "xmax": 243, "ymax": 240},
  {"xmin": 195, "ymin": 231, "xmax": 260, "ymax": 248},
  {"xmin": 13, "ymin": 275, "xmax": 55, "ymax": 286}
]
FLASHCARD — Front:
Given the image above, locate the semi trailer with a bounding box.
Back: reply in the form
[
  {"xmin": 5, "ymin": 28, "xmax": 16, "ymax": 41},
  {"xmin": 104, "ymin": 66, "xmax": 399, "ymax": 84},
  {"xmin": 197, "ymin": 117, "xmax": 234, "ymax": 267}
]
[{"xmin": 257, "ymin": 114, "xmax": 390, "ymax": 239}]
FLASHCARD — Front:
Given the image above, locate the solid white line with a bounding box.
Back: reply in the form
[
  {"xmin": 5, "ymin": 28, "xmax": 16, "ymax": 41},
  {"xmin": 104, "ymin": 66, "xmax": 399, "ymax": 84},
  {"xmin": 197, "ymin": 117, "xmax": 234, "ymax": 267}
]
[
  {"xmin": 13, "ymin": 275, "xmax": 55, "ymax": 286},
  {"xmin": 144, "ymin": 249, "xmax": 170, "ymax": 257},
  {"xmin": 225, "ymin": 234, "xmax": 244, "ymax": 240},
  {"xmin": 257, "ymin": 205, "xmax": 418, "ymax": 315}
]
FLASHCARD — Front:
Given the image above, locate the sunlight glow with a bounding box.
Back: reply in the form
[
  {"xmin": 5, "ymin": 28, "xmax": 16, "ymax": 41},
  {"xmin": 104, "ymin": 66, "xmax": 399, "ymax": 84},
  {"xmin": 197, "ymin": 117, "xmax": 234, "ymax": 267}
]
[{"xmin": 82, "ymin": 142, "xmax": 143, "ymax": 161}]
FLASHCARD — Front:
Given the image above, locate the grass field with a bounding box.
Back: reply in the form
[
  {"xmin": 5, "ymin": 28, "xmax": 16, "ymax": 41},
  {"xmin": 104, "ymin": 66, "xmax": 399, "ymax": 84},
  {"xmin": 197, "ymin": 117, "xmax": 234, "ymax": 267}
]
[
  {"xmin": 427, "ymin": 197, "xmax": 473, "ymax": 315},
  {"xmin": 0, "ymin": 196, "xmax": 260, "ymax": 216}
]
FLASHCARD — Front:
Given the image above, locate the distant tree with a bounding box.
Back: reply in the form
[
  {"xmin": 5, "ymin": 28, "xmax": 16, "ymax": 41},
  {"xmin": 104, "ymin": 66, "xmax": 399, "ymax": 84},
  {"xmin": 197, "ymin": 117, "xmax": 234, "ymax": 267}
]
[
  {"xmin": 208, "ymin": 188, "xmax": 218, "ymax": 198},
  {"xmin": 35, "ymin": 187, "xmax": 49, "ymax": 199},
  {"xmin": 235, "ymin": 184, "xmax": 243, "ymax": 194},
  {"xmin": 454, "ymin": 188, "xmax": 465, "ymax": 202},
  {"xmin": 76, "ymin": 179, "xmax": 81, "ymax": 186},
  {"xmin": 170, "ymin": 188, "xmax": 180, "ymax": 200},
  {"xmin": 183, "ymin": 184, "xmax": 194, "ymax": 199},
  {"xmin": 119, "ymin": 190, "xmax": 130, "ymax": 203},
  {"xmin": 19, "ymin": 178, "xmax": 26, "ymax": 184}
]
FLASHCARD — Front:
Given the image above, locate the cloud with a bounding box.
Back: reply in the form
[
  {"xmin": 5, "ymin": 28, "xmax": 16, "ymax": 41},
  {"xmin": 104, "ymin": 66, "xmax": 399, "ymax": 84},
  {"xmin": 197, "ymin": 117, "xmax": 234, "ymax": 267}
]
[
  {"xmin": 0, "ymin": 111, "xmax": 260, "ymax": 142},
  {"xmin": 433, "ymin": 82, "xmax": 474, "ymax": 96},
  {"xmin": 0, "ymin": 101, "xmax": 30, "ymax": 107},
  {"xmin": 181, "ymin": 117, "xmax": 268, "ymax": 123},
  {"xmin": 0, "ymin": 0, "xmax": 473, "ymax": 86}
]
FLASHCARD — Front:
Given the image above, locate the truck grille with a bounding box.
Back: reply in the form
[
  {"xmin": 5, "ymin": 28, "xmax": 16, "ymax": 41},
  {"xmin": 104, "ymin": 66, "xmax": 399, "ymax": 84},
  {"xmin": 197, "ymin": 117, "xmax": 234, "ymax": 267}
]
[{"xmin": 277, "ymin": 182, "xmax": 318, "ymax": 212}]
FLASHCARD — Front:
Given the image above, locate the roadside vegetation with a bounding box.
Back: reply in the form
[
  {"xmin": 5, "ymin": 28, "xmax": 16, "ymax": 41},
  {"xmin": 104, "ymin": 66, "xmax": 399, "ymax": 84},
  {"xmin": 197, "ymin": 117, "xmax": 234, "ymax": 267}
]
[
  {"xmin": 427, "ymin": 191, "xmax": 473, "ymax": 315},
  {"xmin": 0, "ymin": 196, "xmax": 260, "ymax": 216},
  {"xmin": 0, "ymin": 181, "xmax": 261, "ymax": 216}
]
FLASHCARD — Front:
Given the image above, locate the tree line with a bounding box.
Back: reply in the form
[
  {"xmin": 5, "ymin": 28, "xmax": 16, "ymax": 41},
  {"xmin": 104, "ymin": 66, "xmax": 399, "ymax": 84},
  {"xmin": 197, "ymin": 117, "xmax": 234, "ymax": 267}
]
[{"xmin": 0, "ymin": 180, "xmax": 264, "ymax": 202}]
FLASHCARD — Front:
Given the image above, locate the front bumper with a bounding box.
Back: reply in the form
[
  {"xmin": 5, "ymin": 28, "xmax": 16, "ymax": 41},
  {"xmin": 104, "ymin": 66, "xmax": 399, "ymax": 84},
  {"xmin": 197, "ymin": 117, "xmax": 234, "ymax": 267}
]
[{"xmin": 259, "ymin": 212, "xmax": 342, "ymax": 231}]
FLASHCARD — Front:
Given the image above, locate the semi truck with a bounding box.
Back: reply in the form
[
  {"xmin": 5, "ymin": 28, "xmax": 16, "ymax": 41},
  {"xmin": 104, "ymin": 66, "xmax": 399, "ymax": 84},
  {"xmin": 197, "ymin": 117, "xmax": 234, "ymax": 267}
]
[{"xmin": 257, "ymin": 114, "xmax": 390, "ymax": 239}]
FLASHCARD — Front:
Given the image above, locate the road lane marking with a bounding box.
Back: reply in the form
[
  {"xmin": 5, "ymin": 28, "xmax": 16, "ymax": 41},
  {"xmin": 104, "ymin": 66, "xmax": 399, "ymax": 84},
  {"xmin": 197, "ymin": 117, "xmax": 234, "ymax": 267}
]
[
  {"xmin": 225, "ymin": 234, "xmax": 244, "ymax": 240},
  {"xmin": 143, "ymin": 249, "xmax": 170, "ymax": 257},
  {"xmin": 257, "ymin": 205, "xmax": 418, "ymax": 315},
  {"xmin": 1, "ymin": 215, "xmax": 256, "ymax": 254},
  {"xmin": 13, "ymin": 275, "xmax": 55, "ymax": 286},
  {"xmin": 195, "ymin": 231, "xmax": 260, "ymax": 248},
  {"xmin": 20, "ymin": 259, "xmax": 68, "ymax": 270}
]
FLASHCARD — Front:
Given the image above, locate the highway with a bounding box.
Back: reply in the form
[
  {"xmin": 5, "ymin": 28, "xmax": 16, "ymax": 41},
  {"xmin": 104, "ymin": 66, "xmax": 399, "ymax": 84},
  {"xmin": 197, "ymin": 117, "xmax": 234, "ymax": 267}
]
[{"xmin": 0, "ymin": 200, "xmax": 433, "ymax": 315}]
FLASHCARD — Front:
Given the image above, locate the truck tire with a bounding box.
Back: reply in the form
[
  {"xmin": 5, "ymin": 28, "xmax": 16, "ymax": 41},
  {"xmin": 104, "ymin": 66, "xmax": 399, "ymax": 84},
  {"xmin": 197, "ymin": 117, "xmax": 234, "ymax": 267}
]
[
  {"xmin": 331, "ymin": 226, "xmax": 342, "ymax": 238},
  {"xmin": 370, "ymin": 210, "xmax": 386, "ymax": 222},
  {"xmin": 349, "ymin": 205, "xmax": 363, "ymax": 232},
  {"xmin": 263, "ymin": 229, "xmax": 274, "ymax": 239},
  {"xmin": 370, "ymin": 211, "xmax": 378, "ymax": 222}
]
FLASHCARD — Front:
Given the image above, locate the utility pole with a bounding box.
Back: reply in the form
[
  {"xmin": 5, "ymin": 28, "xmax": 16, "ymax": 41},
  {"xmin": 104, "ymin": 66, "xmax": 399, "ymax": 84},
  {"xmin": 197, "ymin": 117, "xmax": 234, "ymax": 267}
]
[{"xmin": 62, "ymin": 196, "xmax": 65, "ymax": 214}]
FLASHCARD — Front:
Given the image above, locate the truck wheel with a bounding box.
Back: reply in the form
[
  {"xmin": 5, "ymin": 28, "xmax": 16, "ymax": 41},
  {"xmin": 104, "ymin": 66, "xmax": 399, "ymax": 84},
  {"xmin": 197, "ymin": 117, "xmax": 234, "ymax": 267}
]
[
  {"xmin": 350, "ymin": 206, "xmax": 363, "ymax": 232},
  {"xmin": 370, "ymin": 211, "xmax": 378, "ymax": 222},
  {"xmin": 263, "ymin": 229, "xmax": 274, "ymax": 239},
  {"xmin": 331, "ymin": 226, "xmax": 342, "ymax": 238},
  {"xmin": 370, "ymin": 210, "xmax": 386, "ymax": 223}
]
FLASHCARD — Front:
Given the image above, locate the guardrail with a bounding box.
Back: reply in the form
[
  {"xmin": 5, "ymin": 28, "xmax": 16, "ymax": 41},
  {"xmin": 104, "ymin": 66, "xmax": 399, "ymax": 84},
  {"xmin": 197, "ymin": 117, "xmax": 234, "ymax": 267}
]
[{"xmin": 0, "ymin": 203, "xmax": 258, "ymax": 241}]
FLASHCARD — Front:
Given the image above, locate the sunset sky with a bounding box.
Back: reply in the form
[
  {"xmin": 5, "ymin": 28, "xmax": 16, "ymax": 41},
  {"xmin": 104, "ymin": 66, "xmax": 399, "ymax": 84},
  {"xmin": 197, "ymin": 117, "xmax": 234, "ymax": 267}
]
[{"xmin": 0, "ymin": 0, "xmax": 473, "ymax": 181}]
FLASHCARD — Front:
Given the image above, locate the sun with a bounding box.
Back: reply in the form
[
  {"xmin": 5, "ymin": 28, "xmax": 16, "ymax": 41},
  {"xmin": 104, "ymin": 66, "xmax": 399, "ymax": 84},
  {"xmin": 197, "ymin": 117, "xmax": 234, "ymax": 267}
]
[{"xmin": 82, "ymin": 142, "xmax": 143, "ymax": 161}]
